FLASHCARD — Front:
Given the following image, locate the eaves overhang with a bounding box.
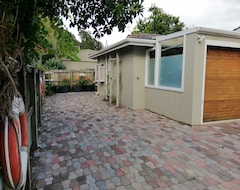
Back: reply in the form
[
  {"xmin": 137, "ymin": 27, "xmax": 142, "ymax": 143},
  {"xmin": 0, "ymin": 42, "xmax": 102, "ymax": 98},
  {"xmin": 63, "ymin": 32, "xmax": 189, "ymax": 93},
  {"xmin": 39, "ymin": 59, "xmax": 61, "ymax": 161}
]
[{"xmin": 89, "ymin": 38, "xmax": 155, "ymax": 59}]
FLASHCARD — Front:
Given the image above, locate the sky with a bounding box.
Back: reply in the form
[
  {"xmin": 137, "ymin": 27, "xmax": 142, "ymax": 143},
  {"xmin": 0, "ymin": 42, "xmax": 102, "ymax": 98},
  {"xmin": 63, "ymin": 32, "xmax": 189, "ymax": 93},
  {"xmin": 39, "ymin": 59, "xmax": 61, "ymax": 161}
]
[{"xmin": 68, "ymin": 0, "xmax": 240, "ymax": 46}]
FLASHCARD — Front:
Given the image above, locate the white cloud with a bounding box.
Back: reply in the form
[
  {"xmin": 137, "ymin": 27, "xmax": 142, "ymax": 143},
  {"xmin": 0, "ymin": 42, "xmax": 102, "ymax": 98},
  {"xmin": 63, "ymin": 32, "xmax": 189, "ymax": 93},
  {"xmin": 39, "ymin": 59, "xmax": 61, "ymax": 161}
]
[{"xmin": 68, "ymin": 0, "xmax": 240, "ymax": 46}]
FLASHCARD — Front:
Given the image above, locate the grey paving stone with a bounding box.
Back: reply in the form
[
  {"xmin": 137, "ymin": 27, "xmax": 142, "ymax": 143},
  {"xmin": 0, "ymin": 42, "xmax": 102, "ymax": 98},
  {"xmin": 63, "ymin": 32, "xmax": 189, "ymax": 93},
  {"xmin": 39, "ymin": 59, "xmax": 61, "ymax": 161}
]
[
  {"xmin": 120, "ymin": 176, "xmax": 131, "ymax": 186},
  {"xmin": 111, "ymin": 176, "xmax": 121, "ymax": 186},
  {"xmin": 96, "ymin": 180, "xmax": 106, "ymax": 189},
  {"xmin": 31, "ymin": 92, "xmax": 240, "ymax": 190}
]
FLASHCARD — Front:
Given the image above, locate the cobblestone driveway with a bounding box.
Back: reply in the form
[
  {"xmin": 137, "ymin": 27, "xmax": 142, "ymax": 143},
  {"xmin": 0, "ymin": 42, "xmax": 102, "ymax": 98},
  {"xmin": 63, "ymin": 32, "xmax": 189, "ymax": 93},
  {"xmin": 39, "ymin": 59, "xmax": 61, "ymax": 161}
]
[{"xmin": 32, "ymin": 92, "xmax": 240, "ymax": 190}]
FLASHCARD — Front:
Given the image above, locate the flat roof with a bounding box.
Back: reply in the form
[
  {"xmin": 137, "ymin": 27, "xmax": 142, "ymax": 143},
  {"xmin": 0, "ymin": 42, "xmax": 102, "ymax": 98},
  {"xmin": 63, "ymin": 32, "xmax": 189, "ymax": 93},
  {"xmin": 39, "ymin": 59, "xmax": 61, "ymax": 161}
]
[
  {"xmin": 90, "ymin": 27, "xmax": 240, "ymax": 59},
  {"xmin": 89, "ymin": 38, "xmax": 155, "ymax": 59},
  {"xmin": 156, "ymin": 26, "xmax": 240, "ymax": 41}
]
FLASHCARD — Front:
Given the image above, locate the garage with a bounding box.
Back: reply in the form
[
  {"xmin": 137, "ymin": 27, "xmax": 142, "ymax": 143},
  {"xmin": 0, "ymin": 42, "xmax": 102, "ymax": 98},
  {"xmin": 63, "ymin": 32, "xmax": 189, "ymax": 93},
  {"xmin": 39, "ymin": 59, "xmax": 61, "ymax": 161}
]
[{"xmin": 204, "ymin": 46, "xmax": 240, "ymax": 122}]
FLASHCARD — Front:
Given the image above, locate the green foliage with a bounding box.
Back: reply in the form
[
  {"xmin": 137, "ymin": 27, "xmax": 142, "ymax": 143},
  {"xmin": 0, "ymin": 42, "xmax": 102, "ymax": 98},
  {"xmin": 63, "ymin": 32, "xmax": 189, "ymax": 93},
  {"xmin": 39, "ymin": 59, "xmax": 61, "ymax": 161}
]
[
  {"xmin": 60, "ymin": 78, "xmax": 70, "ymax": 86},
  {"xmin": 79, "ymin": 30, "xmax": 103, "ymax": 50},
  {"xmin": 76, "ymin": 75, "xmax": 94, "ymax": 86},
  {"xmin": 76, "ymin": 76, "xmax": 85, "ymax": 86},
  {"xmin": 33, "ymin": 62, "xmax": 47, "ymax": 71},
  {"xmin": 45, "ymin": 81, "xmax": 55, "ymax": 96},
  {"xmin": 1, "ymin": 0, "xmax": 143, "ymax": 65},
  {"xmin": 42, "ymin": 18, "xmax": 80, "ymax": 61},
  {"xmin": 111, "ymin": 96, "xmax": 116, "ymax": 104},
  {"xmin": 132, "ymin": 5, "xmax": 185, "ymax": 35},
  {"xmin": 56, "ymin": 29, "xmax": 80, "ymax": 60},
  {"xmin": 42, "ymin": 54, "xmax": 55, "ymax": 65},
  {"xmin": 45, "ymin": 58, "xmax": 66, "ymax": 70},
  {"xmin": 38, "ymin": 0, "xmax": 144, "ymax": 38}
]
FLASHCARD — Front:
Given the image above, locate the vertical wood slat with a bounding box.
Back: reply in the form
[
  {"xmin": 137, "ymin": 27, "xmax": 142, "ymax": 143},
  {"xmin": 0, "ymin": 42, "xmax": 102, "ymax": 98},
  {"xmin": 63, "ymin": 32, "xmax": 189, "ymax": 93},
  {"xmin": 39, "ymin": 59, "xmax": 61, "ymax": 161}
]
[{"xmin": 204, "ymin": 47, "xmax": 240, "ymax": 122}]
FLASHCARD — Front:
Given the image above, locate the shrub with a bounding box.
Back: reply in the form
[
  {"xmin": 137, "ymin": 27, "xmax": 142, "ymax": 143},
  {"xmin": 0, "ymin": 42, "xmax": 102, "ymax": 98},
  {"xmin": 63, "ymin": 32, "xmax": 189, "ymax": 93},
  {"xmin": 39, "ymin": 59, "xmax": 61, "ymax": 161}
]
[{"xmin": 45, "ymin": 58, "xmax": 66, "ymax": 70}]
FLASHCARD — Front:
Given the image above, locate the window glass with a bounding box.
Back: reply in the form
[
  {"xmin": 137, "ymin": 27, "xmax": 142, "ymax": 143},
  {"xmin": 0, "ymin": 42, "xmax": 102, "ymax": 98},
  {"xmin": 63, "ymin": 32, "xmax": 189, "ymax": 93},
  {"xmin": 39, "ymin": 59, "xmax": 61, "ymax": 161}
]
[
  {"xmin": 147, "ymin": 50, "xmax": 155, "ymax": 85},
  {"xmin": 158, "ymin": 37, "xmax": 183, "ymax": 89},
  {"xmin": 95, "ymin": 63, "xmax": 105, "ymax": 82}
]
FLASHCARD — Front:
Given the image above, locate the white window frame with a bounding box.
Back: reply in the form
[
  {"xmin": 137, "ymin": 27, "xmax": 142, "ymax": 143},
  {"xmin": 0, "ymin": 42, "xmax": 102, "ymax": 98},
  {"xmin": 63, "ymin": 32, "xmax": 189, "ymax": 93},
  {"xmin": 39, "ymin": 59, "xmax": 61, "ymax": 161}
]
[
  {"xmin": 145, "ymin": 48, "xmax": 156, "ymax": 87},
  {"xmin": 95, "ymin": 63, "xmax": 105, "ymax": 82},
  {"xmin": 156, "ymin": 35, "xmax": 186, "ymax": 92}
]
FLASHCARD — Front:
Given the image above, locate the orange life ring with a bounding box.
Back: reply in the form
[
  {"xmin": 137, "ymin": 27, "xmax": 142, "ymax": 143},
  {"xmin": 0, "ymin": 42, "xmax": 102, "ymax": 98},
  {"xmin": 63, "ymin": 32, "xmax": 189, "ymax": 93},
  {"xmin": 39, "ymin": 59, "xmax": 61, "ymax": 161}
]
[
  {"xmin": 0, "ymin": 119, "xmax": 21, "ymax": 188},
  {"xmin": 0, "ymin": 97, "xmax": 28, "ymax": 189},
  {"xmin": 40, "ymin": 76, "xmax": 44, "ymax": 96},
  {"xmin": 19, "ymin": 111, "xmax": 28, "ymax": 147}
]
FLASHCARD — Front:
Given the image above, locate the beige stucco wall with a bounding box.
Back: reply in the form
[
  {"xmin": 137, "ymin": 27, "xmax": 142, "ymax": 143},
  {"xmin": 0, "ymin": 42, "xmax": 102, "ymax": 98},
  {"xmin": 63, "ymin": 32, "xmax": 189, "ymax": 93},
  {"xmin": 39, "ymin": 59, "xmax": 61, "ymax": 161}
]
[
  {"xmin": 96, "ymin": 46, "xmax": 147, "ymax": 110},
  {"xmin": 63, "ymin": 61, "xmax": 96, "ymax": 71},
  {"xmin": 132, "ymin": 47, "xmax": 147, "ymax": 109},
  {"xmin": 119, "ymin": 47, "xmax": 134, "ymax": 109},
  {"xmin": 145, "ymin": 32, "xmax": 240, "ymax": 125},
  {"xmin": 145, "ymin": 33, "xmax": 204, "ymax": 125},
  {"xmin": 62, "ymin": 49, "xmax": 97, "ymax": 71}
]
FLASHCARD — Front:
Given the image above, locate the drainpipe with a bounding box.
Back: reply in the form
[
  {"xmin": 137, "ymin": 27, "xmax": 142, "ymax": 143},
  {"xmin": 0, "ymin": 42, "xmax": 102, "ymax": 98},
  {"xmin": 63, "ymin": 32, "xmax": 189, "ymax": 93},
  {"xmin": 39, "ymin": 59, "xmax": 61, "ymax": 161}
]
[
  {"xmin": 109, "ymin": 56, "xmax": 113, "ymax": 104},
  {"xmin": 105, "ymin": 55, "xmax": 108, "ymax": 100},
  {"xmin": 116, "ymin": 52, "xmax": 120, "ymax": 107}
]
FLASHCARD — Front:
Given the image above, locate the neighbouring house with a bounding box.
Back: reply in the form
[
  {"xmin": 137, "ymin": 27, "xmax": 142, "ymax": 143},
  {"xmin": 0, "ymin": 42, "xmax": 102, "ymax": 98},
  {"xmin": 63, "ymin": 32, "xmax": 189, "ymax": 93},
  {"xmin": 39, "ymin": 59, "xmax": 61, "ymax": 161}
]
[
  {"xmin": 90, "ymin": 27, "xmax": 240, "ymax": 125},
  {"xmin": 62, "ymin": 49, "xmax": 97, "ymax": 71}
]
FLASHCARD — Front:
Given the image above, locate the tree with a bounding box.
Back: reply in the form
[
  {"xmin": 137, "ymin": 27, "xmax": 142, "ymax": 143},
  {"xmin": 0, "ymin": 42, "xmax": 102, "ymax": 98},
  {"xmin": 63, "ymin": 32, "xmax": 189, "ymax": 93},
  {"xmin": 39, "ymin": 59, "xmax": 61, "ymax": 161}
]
[
  {"xmin": 42, "ymin": 18, "xmax": 80, "ymax": 61},
  {"xmin": 38, "ymin": 0, "xmax": 144, "ymax": 38},
  {"xmin": 132, "ymin": 5, "xmax": 184, "ymax": 35},
  {"xmin": 0, "ymin": 0, "xmax": 144, "ymax": 119},
  {"xmin": 79, "ymin": 30, "xmax": 103, "ymax": 50},
  {"xmin": 0, "ymin": 0, "xmax": 144, "ymax": 62}
]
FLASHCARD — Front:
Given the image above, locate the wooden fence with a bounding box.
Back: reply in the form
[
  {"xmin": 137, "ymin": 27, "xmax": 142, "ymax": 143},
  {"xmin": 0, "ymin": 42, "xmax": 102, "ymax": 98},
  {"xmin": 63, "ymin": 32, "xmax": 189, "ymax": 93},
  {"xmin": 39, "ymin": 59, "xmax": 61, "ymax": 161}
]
[{"xmin": 44, "ymin": 69, "xmax": 95, "ymax": 86}]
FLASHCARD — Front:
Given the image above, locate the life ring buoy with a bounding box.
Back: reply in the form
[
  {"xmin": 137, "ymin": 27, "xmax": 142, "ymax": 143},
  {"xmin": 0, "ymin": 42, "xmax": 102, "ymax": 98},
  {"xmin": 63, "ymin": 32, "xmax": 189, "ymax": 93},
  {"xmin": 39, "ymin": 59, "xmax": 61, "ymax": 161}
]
[
  {"xmin": 40, "ymin": 76, "xmax": 44, "ymax": 97},
  {"xmin": 19, "ymin": 111, "xmax": 28, "ymax": 147},
  {"xmin": 0, "ymin": 97, "xmax": 28, "ymax": 189}
]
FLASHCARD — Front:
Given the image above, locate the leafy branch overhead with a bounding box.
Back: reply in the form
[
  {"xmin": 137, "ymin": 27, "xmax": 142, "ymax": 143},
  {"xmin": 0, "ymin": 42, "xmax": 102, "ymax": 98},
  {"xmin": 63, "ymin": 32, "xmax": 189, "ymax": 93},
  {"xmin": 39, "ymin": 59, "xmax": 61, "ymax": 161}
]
[
  {"xmin": 39, "ymin": 0, "xmax": 144, "ymax": 38},
  {"xmin": 1, "ymin": 0, "xmax": 144, "ymax": 62}
]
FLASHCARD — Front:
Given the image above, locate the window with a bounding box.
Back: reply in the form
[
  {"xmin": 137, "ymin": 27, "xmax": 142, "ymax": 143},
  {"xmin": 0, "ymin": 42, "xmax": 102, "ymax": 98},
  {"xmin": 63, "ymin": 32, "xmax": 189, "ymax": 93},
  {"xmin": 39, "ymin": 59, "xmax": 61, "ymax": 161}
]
[
  {"xmin": 95, "ymin": 63, "xmax": 105, "ymax": 82},
  {"xmin": 146, "ymin": 50, "xmax": 155, "ymax": 86},
  {"xmin": 158, "ymin": 37, "xmax": 184, "ymax": 90}
]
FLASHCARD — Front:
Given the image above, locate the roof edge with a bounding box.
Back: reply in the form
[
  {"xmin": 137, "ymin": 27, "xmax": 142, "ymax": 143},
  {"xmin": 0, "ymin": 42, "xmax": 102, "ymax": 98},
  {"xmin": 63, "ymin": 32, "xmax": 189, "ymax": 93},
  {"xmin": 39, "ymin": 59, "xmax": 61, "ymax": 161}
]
[
  {"xmin": 156, "ymin": 26, "xmax": 240, "ymax": 41},
  {"xmin": 89, "ymin": 38, "xmax": 155, "ymax": 59}
]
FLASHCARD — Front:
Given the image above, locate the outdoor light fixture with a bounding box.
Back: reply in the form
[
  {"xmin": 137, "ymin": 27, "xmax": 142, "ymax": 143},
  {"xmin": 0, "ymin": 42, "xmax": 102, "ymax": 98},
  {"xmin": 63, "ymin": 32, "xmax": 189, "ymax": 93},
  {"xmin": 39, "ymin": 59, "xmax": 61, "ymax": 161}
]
[{"xmin": 197, "ymin": 35, "xmax": 205, "ymax": 43}]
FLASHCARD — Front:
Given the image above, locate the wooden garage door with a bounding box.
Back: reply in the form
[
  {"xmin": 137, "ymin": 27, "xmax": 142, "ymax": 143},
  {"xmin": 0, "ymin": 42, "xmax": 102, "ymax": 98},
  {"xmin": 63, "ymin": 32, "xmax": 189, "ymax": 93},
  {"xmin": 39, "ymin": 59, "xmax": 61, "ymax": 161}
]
[{"xmin": 204, "ymin": 46, "xmax": 240, "ymax": 122}]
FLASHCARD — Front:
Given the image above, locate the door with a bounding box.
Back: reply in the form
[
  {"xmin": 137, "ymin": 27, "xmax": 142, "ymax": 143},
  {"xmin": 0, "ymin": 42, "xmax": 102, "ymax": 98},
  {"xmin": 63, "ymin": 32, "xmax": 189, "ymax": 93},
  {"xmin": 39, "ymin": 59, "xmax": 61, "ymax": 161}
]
[{"xmin": 204, "ymin": 46, "xmax": 240, "ymax": 122}]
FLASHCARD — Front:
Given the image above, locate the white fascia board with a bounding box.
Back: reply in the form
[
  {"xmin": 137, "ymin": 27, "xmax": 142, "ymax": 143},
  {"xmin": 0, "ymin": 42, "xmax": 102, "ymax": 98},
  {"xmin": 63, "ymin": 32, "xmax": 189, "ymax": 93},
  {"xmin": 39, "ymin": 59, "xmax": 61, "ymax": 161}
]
[
  {"xmin": 89, "ymin": 38, "xmax": 155, "ymax": 59},
  {"xmin": 156, "ymin": 27, "xmax": 240, "ymax": 42}
]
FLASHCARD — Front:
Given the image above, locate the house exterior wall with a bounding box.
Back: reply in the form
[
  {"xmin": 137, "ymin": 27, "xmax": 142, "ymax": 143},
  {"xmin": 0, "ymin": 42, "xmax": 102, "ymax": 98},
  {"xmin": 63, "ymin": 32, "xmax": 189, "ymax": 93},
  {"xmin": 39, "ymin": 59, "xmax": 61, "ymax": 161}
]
[
  {"xmin": 62, "ymin": 49, "xmax": 97, "ymax": 71},
  {"xmin": 146, "ymin": 32, "xmax": 240, "ymax": 125},
  {"xmin": 96, "ymin": 46, "xmax": 147, "ymax": 110},
  {"xmin": 198, "ymin": 34, "xmax": 240, "ymax": 123},
  {"xmin": 145, "ymin": 33, "xmax": 198, "ymax": 125},
  {"xmin": 117, "ymin": 46, "xmax": 147, "ymax": 110},
  {"xmin": 190, "ymin": 33, "xmax": 207, "ymax": 125},
  {"xmin": 96, "ymin": 57, "xmax": 107, "ymax": 99},
  {"xmin": 119, "ymin": 47, "xmax": 134, "ymax": 109},
  {"xmin": 132, "ymin": 47, "xmax": 147, "ymax": 109},
  {"xmin": 185, "ymin": 33, "xmax": 240, "ymax": 125},
  {"xmin": 63, "ymin": 61, "xmax": 97, "ymax": 71}
]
